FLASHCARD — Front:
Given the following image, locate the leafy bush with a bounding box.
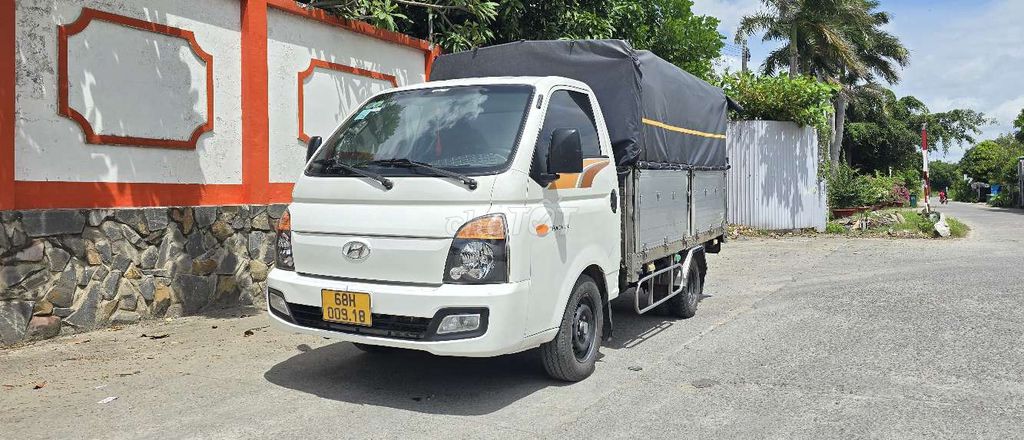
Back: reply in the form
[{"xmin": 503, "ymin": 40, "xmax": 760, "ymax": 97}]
[
  {"xmin": 718, "ymin": 73, "xmax": 837, "ymax": 142},
  {"xmin": 895, "ymin": 169, "xmax": 922, "ymax": 199},
  {"xmin": 988, "ymin": 191, "xmax": 1015, "ymax": 207},
  {"xmin": 827, "ymin": 163, "xmax": 871, "ymax": 208},
  {"xmin": 864, "ymin": 175, "xmax": 896, "ymax": 205},
  {"xmin": 950, "ymin": 178, "xmax": 977, "ymax": 202}
]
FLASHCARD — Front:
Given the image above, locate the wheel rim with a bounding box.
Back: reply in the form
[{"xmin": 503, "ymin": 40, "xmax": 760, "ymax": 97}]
[{"xmin": 572, "ymin": 297, "xmax": 597, "ymax": 362}]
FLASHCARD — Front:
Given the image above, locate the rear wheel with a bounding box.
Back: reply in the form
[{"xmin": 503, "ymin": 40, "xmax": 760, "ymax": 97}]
[
  {"xmin": 665, "ymin": 263, "xmax": 703, "ymax": 319},
  {"xmin": 540, "ymin": 275, "xmax": 603, "ymax": 382}
]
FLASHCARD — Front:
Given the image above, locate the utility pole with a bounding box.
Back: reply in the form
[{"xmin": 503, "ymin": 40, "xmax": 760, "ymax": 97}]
[
  {"xmin": 922, "ymin": 123, "xmax": 932, "ymax": 214},
  {"xmin": 741, "ymin": 42, "xmax": 750, "ymax": 74}
]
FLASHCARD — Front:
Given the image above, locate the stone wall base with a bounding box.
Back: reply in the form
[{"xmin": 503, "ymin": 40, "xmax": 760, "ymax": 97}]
[{"xmin": 0, "ymin": 205, "xmax": 284, "ymax": 346}]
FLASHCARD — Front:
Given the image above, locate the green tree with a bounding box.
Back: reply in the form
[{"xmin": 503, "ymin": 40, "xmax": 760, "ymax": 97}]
[
  {"xmin": 308, "ymin": 0, "xmax": 724, "ymax": 78},
  {"xmin": 735, "ymin": 0, "xmax": 909, "ymax": 168},
  {"xmin": 1014, "ymin": 109, "xmax": 1024, "ymax": 143},
  {"xmin": 928, "ymin": 161, "xmax": 960, "ymax": 193},
  {"xmin": 843, "ymin": 88, "xmax": 989, "ymax": 173},
  {"xmin": 960, "ymin": 137, "xmax": 1023, "ymax": 184}
]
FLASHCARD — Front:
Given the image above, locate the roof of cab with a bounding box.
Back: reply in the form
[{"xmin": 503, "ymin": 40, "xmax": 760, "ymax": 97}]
[{"xmin": 390, "ymin": 76, "xmax": 591, "ymax": 93}]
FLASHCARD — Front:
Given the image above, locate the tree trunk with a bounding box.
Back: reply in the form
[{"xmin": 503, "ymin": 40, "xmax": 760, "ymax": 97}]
[
  {"xmin": 831, "ymin": 93, "xmax": 848, "ymax": 168},
  {"xmin": 789, "ymin": 28, "xmax": 799, "ymax": 78}
]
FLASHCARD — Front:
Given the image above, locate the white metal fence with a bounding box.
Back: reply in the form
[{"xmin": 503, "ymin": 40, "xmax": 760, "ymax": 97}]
[{"xmin": 727, "ymin": 121, "xmax": 827, "ymax": 232}]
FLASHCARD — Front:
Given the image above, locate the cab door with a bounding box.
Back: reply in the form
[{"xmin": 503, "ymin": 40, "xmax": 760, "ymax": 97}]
[{"xmin": 525, "ymin": 87, "xmax": 620, "ymax": 336}]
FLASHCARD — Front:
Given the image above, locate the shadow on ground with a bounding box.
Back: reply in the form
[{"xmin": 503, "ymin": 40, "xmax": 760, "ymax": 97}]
[{"xmin": 263, "ymin": 298, "xmax": 678, "ymax": 415}]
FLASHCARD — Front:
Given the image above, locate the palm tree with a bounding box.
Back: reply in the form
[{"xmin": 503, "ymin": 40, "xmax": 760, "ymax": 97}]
[{"xmin": 736, "ymin": 0, "xmax": 909, "ymax": 167}]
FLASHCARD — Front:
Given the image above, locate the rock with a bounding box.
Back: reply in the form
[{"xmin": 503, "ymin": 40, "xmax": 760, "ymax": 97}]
[
  {"xmin": 87, "ymin": 209, "xmax": 114, "ymax": 226},
  {"xmin": 47, "ymin": 269, "xmax": 78, "ymax": 307},
  {"xmin": 185, "ymin": 232, "xmax": 206, "ymax": 258},
  {"xmin": 117, "ymin": 280, "xmax": 139, "ymax": 311},
  {"xmin": 171, "ymin": 274, "xmax": 216, "ymax": 315},
  {"xmin": 201, "ymin": 230, "xmax": 218, "ymax": 252},
  {"xmin": 21, "ymin": 210, "xmax": 86, "ymax": 237},
  {"xmin": 124, "ymin": 264, "xmax": 143, "ymax": 280},
  {"xmin": 934, "ymin": 218, "xmax": 951, "ymax": 238},
  {"xmin": 99, "ymin": 221, "xmax": 124, "ymax": 241},
  {"xmin": 219, "ymin": 206, "xmax": 240, "ymax": 223},
  {"xmin": 46, "ymin": 246, "xmax": 71, "ymax": 272},
  {"xmin": 251, "ymin": 212, "xmax": 272, "ymax": 231},
  {"xmin": 20, "ymin": 270, "xmax": 54, "ymax": 299},
  {"xmin": 171, "ymin": 208, "xmax": 196, "ymax": 235},
  {"xmin": 192, "ymin": 258, "xmax": 218, "ymax": 276},
  {"xmin": 109, "ymin": 310, "xmax": 140, "ymax": 326},
  {"xmin": 231, "ymin": 212, "xmax": 250, "ymax": 230},
  {"xmin": 0, "ymin": 301, "xmax": 33, "ymax": 346},
  {"xmin": 65, "ymin": 283, "xmax": 102, "ymax": 330},
  {"xmin": 156, "ymin": 225, "xmax": 185, "ymax": 265},
  {"xmin": 214, "ymin": 275, "xmax": 238, "ymax": 303},
  {"xmin": 151, "ymin": 280, "xmax": 172, "ymax": 316},
  {"xmin": 194, "ymin": 207, "xmax": 217, "ymax": 229},
  {"xmin": 139, "ymin": 246, "xmax": 159, "ymax": 269},
  {"xmin": 139, "ymin": 276, "xmax": 156, "ymax": 302},
  {"xmin": 6, "ymin": 222, "xmax": 28, "ymax": 249},
  {"xmin": 13, "ymin": 240, "xmax": 45, "ymax": 262},
  {"xmin": 248, "ymin": 231, "xmax": 274, "ymax": 264},
  {"xmin": 96, "ymin": 239, "xmax": 113, "ymax": 264},
  {"xmin": 85, "ymin": 244, "xmax": 102, "ymax": 266},
  {"xmin": 224, "ymin": 234, "xmax": 249, "ymax": 258},
  {"xmin": 113, "ymin": 209, "xmax": 150, "ymax": 236},
  {"xmin": 165, "ymin": 304, "xmax": 184, "ymax": 318},
  {"xmin": 250, "ymin": 260, "xmax": 269, "ymax": 282},
  {"xmin": 33, "ymin": 299, "xmax": 53, "ymax": 316},
  {"xmin": 217, "ymin": 252, "xmax": 241, "ymax": 276},
  {"xmin": 1, "ymin": 263, "xmax": 45, "ymax": 291},
  {"xmin": 0, "ymin": 226, "xmax": 10, "ymax": 255},
  {"xmin": 92, "ymin": 265, "xmax": 109, "ymax": 281},
  {"xmin": 79, "ymin": 266, "xmax": 96, "ymax": 287},
  {"xmin": 144, "ymin": 229, "xmax": 165, "ymax": 245},
  {"xmin": 111, "ymin": 253, "xmax": 132, "ymax": 273},
  {"xmin": 144, "ymin": 209, "xmax": 169, "ymax": 232},
  {"xmin": 97, "ymin": 299, "xmax": 120, "ymax": 325},
  {"xmin": 120, "ymin": 224, "xmax": 147, "ymax": 249},
  {"xmin": 25, "ymin": 315, "xmax": 61, "ymax": 341},
  {"xmin": 211, "ymin": 220, "xmax": 233, "ymax": 242},
  {"xmin": 52, "ymin": 307, "xmax": 74, "ymax": 318},
  {"xmin": 62, "ymin": 236, "xmax": 87, "ymax": 260},
  {"xmin": 101, "ymin": 271, "xmax": 123, "ymax": 301},
  {"xmin": 268, "ymin": 204, "xmax": 287, "ymax": 220}
]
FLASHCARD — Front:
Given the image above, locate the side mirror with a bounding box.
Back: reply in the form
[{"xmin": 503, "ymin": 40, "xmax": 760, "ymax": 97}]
[
  {"xmin": 547, "ymin": 128, "xmax": 583, "ymax": 175},
  {"xmin": 306, "ymin": 136, "xmax": 323, "ymax": 162}
]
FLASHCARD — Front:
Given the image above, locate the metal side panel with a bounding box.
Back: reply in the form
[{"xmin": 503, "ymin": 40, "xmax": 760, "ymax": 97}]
[
  {"xmin": 692, "ymin": 170, "xmax": 727, "ymax": 237},
  {"xmin": 636, "ymin": 169, "xmax": 690, "ymax": 254}
]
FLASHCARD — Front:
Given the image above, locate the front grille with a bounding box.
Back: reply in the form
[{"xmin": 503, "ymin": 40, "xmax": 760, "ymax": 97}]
[{"xmin": 287, "ymin": 303, "xmax": 432, "ymax": 340}]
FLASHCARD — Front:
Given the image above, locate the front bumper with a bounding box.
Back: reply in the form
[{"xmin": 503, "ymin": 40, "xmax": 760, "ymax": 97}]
[{"xmin": 266, "ymin": 269, "xmax": 540, "ymax": 357}]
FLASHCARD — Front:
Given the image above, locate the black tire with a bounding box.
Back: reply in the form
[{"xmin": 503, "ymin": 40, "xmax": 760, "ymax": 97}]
[
  {"xmin": 540, "ymin": 275, "xmax": 603, "ymax": 382},
  {"xmin": 665, "ymin": 262, "xmax": 703, "ymax": 319},
  {"xmin": 352, "ymin": 342, "xmax": 400, "ymax": 354}
]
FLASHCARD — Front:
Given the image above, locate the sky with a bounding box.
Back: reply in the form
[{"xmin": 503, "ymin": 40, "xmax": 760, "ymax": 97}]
[{"xmin": 692, "ymin": 0, "xmax": 1024, "ymax": 162}]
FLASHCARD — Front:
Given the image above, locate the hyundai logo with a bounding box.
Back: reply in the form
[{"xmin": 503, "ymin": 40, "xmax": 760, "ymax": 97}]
[{"xmin": 342, "ymin": 240, "xmax": 371, "ymax": 261}]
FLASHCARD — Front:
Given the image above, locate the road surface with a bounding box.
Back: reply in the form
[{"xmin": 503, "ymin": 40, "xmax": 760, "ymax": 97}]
[{"xmin": 2, "ymin": 201, "xmax": 1022, "ymax": 439}]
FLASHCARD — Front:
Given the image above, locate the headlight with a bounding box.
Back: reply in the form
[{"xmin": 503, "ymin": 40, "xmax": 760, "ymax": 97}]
[
  {"xmin": 275, "ymin": 210, "xmax": 294, "ymax": 271},
  {"xmin": 443, "ymin": 214, "xmax": 508, "ymax": 284}
]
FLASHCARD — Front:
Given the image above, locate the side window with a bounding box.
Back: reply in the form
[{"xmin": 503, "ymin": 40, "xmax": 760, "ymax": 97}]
[{"xmin": 534, "ymin": 90, "xmax": 602, "ymax": 174}]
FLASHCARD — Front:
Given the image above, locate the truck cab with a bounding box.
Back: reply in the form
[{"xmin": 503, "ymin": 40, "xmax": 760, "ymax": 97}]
[{"xmin": 268, "ymin": 76, "xmax": 622, "ymax": 380}]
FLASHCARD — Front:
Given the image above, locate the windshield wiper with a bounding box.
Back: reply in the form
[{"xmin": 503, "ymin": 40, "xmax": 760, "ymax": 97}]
[
  {"xmin": 366, "ymin": 159, "xmax": 478, "ymax": 190},
  {"xmin": 310, "ymin": 159, "xmax": 394, "ymax": 190}
]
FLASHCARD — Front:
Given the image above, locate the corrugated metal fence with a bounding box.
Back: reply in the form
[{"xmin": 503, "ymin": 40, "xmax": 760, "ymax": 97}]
[{"xmin": 727, "ymin": 121, "xmax": 827, "ymax": 232}]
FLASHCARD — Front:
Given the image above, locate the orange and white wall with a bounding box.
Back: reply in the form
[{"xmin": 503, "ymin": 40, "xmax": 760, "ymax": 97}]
[{"xmin": 0, "ymin": 0, "xmax": 439, "ymax": 211}]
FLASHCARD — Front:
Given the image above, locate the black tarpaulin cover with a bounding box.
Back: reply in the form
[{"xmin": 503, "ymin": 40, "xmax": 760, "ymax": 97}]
[{"xmin": 430, "ymin": 39, "xmax": 729, "ymax": 168}]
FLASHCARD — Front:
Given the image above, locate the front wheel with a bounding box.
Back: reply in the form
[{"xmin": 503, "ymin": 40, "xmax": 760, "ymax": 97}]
[{"xmin": 540, "ymin": 275, "xmax": 603, "ymax": 382}]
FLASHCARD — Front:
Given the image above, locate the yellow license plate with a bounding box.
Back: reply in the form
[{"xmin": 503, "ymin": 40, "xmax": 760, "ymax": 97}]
[{"xmin": 321, "ymin": 290, "xmax": 372, "ymax": 327}]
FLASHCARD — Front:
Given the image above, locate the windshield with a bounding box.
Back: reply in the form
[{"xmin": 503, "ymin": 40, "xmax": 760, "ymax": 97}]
[{"xmin": 306, "ymin": 85, "xmax": 534, "ymax": 177}]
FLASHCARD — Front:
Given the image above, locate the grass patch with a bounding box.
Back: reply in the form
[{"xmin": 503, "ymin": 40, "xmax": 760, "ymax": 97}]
[
  {"xmin": 947, "ymin": 217, "xmax": 970, "ymax": 238},
  {"xmin": 825, "ymin": 221, "xmax": 846, "ymax": 234},
  {"xmin": 893, "ymin": 211, "xmax": 936, "ymax": 235}
]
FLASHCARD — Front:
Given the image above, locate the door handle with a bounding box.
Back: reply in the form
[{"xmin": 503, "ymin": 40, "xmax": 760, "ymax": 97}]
[{"xmin": 610, "ymin": 189, "xmax": 618, "ymax": 213}]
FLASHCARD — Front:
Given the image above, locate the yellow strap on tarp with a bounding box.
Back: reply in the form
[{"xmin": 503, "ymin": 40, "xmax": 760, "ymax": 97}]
[{"xmin": 642, "ymin": 118, "xmax": 726, "ymax": 140}]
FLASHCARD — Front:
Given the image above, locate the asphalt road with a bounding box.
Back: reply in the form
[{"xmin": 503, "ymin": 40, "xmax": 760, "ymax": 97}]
[{"xmin": 2, "ymin": 201, "xmax": 1022, "ymax": 439}]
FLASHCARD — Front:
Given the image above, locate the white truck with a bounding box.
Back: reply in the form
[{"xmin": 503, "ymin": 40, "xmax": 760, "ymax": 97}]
[{"xmin": 267, "ymin": 40, "xmax": 731, "ymax": 381}]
